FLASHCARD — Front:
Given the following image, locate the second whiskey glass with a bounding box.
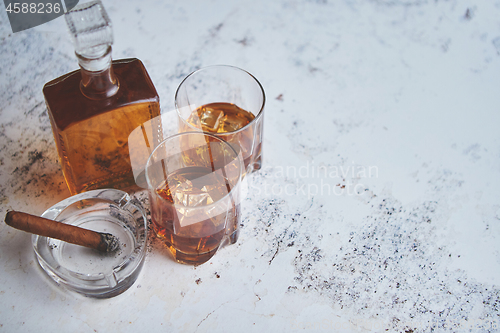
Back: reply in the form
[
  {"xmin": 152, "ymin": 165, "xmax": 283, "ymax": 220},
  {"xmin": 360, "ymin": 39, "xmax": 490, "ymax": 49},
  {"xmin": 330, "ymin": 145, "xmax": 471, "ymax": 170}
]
[
  {"xmin": 175, "ymin": 65, "xmax": 265, "ymax": 175},
  {"xmin": 145, "ymin": 132, "xmax": 243, "ymax": 265}
]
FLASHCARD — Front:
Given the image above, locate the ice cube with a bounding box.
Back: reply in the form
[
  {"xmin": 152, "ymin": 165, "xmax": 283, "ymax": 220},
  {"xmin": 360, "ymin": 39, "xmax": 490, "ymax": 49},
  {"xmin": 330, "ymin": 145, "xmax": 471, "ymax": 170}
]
[
  {"xmin": 200, "ymin": 172, "xmax": 229, "ymax": 203},
  {"xmin": 169, "ymin": 170, "xmax": 231, "ymax": 229},
  {"xmin": 199, "ymin": 107, "xmax": 224, "ymax": 132},
  {"xmin": 200, "ymin": 186, "xmax": 214, "ymax": 205},
  {"xmin": 219, "ymin": 108, "xmax": 255, "ymax": 133},
  {"xmin": 173, "ymin": 184, "xmax": 211, "ymax": 207},
  {"xmin": 169, "ymin": 172, "xmax": 223, "ymax": 207},
  {"xmin": 219, "ymin": 114, "xmax": 245, "ymax": 132}
]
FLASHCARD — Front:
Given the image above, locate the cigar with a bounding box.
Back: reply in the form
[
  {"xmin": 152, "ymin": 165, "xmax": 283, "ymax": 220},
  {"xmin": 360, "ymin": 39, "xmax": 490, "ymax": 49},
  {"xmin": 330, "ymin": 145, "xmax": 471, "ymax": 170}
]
[{"xmin": 5, "ymin": 211, "xmax": 120, "ymax": 253}]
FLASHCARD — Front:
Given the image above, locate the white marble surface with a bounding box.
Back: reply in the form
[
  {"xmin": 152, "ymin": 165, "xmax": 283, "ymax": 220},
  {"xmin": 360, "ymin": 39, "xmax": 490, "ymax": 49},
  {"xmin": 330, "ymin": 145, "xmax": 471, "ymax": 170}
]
[{"xmin": 1, "ymin": 0, "xmax": 500, "ymax": 332}]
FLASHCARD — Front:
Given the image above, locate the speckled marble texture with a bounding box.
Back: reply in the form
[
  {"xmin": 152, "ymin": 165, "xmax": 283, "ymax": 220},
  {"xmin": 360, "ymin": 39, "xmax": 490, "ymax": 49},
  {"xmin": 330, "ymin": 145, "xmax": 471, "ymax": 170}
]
[{"xmin": 1, "ymin": 0, "xmax": 500, "ymax": 332}]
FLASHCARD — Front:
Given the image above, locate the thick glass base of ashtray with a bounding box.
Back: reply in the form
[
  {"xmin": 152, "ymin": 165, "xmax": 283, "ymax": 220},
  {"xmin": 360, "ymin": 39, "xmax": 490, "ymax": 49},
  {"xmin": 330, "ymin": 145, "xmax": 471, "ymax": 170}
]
[{"xmin": 32, "ymin": 189, "xmax": 147, "ymax": 298}]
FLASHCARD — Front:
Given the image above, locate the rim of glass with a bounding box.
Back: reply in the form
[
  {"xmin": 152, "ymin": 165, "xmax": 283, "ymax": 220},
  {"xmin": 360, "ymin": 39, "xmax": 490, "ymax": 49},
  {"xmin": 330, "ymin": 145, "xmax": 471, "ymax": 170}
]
[
  {"xmin": 145, "ymin": 131, "xmax": 244, "ymax": 198},
  {"xmin": 174, "ymin": 64, "xmax": 266, "ymax": 135}
]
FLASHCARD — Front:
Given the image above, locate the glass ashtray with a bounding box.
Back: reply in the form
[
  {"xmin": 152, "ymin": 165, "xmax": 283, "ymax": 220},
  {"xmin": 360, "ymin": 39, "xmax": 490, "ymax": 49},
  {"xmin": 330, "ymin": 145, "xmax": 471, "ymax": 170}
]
[{"xmin": 32, "ymin": 189, "xmax": 147, "ymax": 298}]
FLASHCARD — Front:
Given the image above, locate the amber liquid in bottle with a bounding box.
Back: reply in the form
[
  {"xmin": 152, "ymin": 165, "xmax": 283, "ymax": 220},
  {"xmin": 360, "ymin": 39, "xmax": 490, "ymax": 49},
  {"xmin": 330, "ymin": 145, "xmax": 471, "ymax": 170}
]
[{"xmin": 43, "ymin": 58, "xmax": 160, "ymax": 194}]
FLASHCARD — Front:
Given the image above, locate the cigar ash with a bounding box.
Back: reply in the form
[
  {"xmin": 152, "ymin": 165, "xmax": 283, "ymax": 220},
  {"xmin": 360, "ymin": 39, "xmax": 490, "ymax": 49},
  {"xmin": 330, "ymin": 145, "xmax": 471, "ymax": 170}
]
[{"xmin": 100, "ymin": 232, "xmax": 120, "ymax": 253}]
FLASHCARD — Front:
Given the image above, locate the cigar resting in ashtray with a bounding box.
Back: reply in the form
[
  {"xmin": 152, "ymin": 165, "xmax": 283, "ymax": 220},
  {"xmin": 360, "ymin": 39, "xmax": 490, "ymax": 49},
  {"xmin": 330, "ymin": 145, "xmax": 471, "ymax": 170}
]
[{"xmin": 4, "ymin": 211, "xmax": 120, "ymax": 253}]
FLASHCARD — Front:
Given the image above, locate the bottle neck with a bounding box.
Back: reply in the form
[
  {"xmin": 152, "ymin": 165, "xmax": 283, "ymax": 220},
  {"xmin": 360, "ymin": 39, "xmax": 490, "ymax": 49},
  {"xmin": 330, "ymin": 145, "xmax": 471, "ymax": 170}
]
[{"xmin": 77, "ymin": 45, "xmax": 119, "ymax": 99}]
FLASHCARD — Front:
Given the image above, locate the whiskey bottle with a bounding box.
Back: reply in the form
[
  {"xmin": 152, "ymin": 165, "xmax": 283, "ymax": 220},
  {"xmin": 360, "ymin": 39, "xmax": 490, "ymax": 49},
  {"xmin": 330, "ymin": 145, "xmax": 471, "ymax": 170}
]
[{"xmin": 43, "ymin": 1, "xmax": 160, "ymax": 194}]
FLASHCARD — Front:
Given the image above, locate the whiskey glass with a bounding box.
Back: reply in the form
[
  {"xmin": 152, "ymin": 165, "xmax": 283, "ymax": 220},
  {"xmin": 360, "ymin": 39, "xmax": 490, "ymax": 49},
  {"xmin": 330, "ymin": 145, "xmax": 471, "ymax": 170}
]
[
  {"xmin": 145, "ymin": 132, "xmax": 243, "ymax": 265},
  {"xmin": 175, "ymin": 65, "xmax": 265, "ymax": 175}
]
